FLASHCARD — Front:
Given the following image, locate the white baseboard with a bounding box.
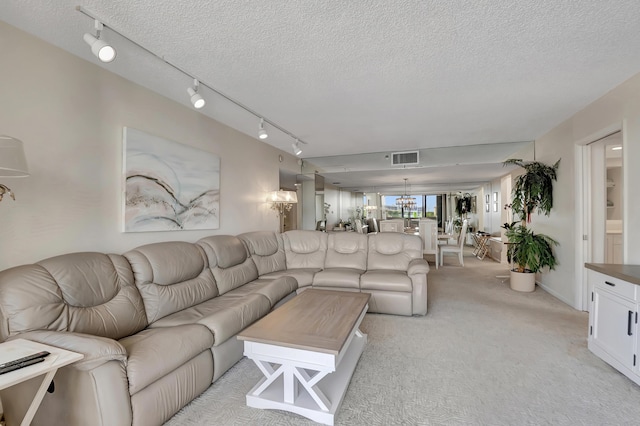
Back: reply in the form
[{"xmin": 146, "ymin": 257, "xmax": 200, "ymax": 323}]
[{"xmin": 536, "ymin": 280, "xmax": 579, "ymax": 310}]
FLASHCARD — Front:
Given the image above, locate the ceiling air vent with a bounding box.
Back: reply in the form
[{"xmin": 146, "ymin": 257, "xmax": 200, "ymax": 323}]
[{"xmin": 391, "ymin": 151, "xmax": 419, "ymax": 166}]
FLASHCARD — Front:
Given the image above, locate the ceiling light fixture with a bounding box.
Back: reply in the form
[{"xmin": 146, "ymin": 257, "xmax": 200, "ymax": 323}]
[
  {"xmin": 396, "ymin": 178, "xmax": 416, "ymax": 210},
  {"xmin": 187, "ymin": 79, "xmax": 206, "ymax": 109},
  {"xmin": 292, "ymin": 139, "xmax": 302, "ymax": 156},
  {"xmin": 258, "ymin": 118, "xmax": 268, "ymax": 140},
  {"xmin": 76, "ymin": 6, "xmax": 310, "ymax": 152},
  {"xmin": 83, "ymin": 19, "xmax": 116, "ymax": 63},
  {"xmin": 612, "ymin": 146, "xmax": 622, "ymax": 151}
]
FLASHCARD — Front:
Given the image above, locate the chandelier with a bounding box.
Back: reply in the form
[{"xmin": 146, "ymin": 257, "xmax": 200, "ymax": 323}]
[{"xmin": 396, "ymin": 178, "xmax": 416, "ymax": 210}]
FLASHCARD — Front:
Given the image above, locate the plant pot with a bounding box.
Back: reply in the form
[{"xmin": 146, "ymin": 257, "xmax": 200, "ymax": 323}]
[{"xmin": 510, "ymin": 269, "xmax": 536, "ymax": 292}]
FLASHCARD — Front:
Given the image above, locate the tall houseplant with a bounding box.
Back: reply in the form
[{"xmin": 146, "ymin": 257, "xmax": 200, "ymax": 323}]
[{"xmin": 503, "ymin": 159, "xmax": 560, "ymax": 292}]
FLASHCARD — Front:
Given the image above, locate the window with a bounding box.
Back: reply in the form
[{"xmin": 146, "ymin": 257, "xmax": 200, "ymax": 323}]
[
  {"xmin": 382, "ymin": 195, "xmax": 424, "ymax": 219},
  {"xmin": 382, "ymin": 195, "xmax": 402, "ymax": 219},
  {"xmin": 425, "ymin": 195, "xmax": 437, "ymax": 219}
]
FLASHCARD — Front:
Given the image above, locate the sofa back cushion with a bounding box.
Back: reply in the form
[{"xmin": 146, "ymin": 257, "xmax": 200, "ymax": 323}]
[
  {"xmin": 0, "ymin": 252, "xmax": 147, "ymax": 341},
  {"xmin": 283, "ymin": 230, "xmax": 328, "ymax": 270},
  {"xmin": 197, "ymin": 235, "xmax": 259, "ymax": 295},
  {"xmin": 238, "ymin": 231, "xmax": 286, "ymax": 276},
  {"xmin": 123, "ymin": 241, "xmax": 218, "ymax": 323},
  {"xmin": 367, "ymin": 233, "xmax": 423, "ymax": 271},
  {"xmin": 325, "ymin": 233, "xmax": 367, "ymax": 271}
]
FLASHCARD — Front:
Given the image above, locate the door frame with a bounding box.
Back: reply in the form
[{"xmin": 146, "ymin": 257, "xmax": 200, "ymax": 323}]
[{"xmin": 575, "ymin": 121, "xmax": 625, "ymax": 311}]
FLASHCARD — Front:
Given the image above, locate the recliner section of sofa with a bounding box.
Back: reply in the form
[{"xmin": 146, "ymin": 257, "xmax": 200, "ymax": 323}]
[
  {"xmin": 362, "ymin": 232, "xmax": 429, "ymax": 316},
  {"xmin": 281, "ymin": 230, "xmax": 328, "ymax": 287},
  {"xmin": 312, "ymin": 232, "xmax": 367, "ymax": 291},
  {"xmin": 0, "ymin": 252, "xmax": 214, "ymax": 426}
]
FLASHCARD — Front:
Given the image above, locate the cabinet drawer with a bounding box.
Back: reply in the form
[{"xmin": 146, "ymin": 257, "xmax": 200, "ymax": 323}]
[{"xmin": 592, "ymin": 270, "xmax": 637, "ymax": 301}]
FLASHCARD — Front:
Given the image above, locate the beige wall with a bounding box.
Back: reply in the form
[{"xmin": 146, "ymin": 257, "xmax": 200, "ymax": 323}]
[
  {"xmin": 524, "ymin": 72, "xmax": 640, "ymax": 307},
  {"xmin": 0, "ymin": 22, "xmax": 300, "ymax": 271}
]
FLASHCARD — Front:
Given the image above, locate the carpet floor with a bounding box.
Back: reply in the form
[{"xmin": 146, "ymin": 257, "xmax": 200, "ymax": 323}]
[{"xmin": 165, "ymin": 250, "xmax": 640, "ymax": 425}]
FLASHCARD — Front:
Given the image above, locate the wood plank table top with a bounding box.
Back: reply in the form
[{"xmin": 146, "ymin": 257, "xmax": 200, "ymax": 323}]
[{"xmin": 238, "ymin": 289, "xmax": 370, "ymax": 355}]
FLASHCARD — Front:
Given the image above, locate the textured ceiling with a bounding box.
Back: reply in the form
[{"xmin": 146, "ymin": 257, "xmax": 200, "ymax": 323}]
[{"xmin": 2, "ymin": 1, "xmax": 640, "ymax": 191}]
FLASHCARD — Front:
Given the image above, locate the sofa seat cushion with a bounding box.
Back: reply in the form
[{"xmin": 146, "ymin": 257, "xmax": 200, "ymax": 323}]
[
  {"xmin": 360, "ymin": 270, "xmax": 412, "ymax": 292},
  {"xmin": 149, "ymin": 293, "xmax": 271, "ymax": 346},
  {"xmin": 119, "ymin": 324, "xmax": 213, "ymax": 395},
  {"xmin": 280, "ymin": 268, "xmax": 320, "ymax": 288},
  {"xmin": 313, "ymin": 268, "xmax": 364, "ymax": 289},
  {"xmin": 257, "ymin": 270, "xmax": 290, "ymax": 280},
  {"xmin": 237, "ymin": 277, "xmax": 297, "ymax": 307}
]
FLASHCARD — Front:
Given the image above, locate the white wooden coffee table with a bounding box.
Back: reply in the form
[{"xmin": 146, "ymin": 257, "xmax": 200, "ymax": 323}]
[{"xmin": 238, "ymin": 289, "xmax": 370, "ymax": 425}]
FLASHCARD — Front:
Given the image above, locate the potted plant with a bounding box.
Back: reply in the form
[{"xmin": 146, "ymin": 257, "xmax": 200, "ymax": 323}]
[{"xmin": 503, "ymin": 159, "xmax": 560, "ymax": 292}]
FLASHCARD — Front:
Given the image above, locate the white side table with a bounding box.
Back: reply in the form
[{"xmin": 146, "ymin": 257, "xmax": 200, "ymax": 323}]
[{"xmin": 0, "ymin": 338, "xmax": 83, "ymax": 426}]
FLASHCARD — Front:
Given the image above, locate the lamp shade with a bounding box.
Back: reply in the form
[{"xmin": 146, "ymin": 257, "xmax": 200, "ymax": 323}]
[
  {"xmin": 267, "ymin": 190, "xmax": 298, "ymax": 203},
  {"xmin": 0, "ymin": 136, "xmax": 29, "ymax": 177}
]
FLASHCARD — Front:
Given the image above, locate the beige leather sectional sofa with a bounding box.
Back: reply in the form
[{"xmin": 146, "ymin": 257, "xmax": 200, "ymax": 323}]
[{"xmin": 0, "ymin": 230, "xmax": 428, "ymax": 426}]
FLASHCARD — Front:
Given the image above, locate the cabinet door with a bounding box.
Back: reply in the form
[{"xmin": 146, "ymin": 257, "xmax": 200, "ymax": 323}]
[{"xmin": 591, "ymin": 287, "xmax": 637, "ymax": 369}]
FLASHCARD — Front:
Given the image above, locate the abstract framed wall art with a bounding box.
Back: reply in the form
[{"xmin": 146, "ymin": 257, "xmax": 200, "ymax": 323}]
[{"xmin": 123, "ymin": 127, "xmax": 220, "ymax": 232}]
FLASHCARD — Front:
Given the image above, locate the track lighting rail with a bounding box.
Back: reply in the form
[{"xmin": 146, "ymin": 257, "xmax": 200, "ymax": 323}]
[{"xmin": 76, "ymin": 6, "xmax": 309, "ymax": 151}]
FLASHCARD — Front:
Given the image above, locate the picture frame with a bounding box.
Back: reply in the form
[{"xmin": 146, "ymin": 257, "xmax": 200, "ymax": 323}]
[{"xmin": 123, "ymin": 127, "xmax": 220, "ymax": 232}]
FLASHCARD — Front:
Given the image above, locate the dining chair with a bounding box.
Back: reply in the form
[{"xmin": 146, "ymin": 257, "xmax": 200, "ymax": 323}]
[
  {"xmin": 439, "ymin": 219, "xmax": 468, "ymax": 266},
  {"xmin": 419, "ymin": 219, "xmax": 438, "ymax": 269}
]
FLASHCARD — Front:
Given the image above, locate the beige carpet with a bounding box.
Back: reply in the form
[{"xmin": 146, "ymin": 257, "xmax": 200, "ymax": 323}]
[{"xmin": 165, "ymin": 249, "xmax": 640, "ymax": 425}]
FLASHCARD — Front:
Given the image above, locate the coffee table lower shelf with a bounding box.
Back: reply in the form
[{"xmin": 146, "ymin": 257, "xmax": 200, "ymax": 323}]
[{"xmin": 244, "ymin": 330, "xmax": 367, "ymax": 425}]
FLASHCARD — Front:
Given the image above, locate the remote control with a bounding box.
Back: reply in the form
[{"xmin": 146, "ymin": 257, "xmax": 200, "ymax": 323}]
[
  {"xmin": 0, "ymin": 356, "xmax": 46, "ymax": 374},
  {"xmin": 0, "ymin": 351, "xmax": 50, "ymax": 369}
]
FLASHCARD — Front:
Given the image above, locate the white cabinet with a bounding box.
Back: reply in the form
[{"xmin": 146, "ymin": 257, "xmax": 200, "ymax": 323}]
[
  {"xmin": 588, "ymin": 268, "xmax": 640, "ymax": 384},
  {"xmin": 591, "ymin": 286, "xmax": 636, "ymax": 369}
]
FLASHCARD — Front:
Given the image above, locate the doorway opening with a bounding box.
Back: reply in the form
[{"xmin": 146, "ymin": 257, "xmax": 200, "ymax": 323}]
[{"xmin": 577, "ymin": 127, "xmax": 624, "ymax": 311}]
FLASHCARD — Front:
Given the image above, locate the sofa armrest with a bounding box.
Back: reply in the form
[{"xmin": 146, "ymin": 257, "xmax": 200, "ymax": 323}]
[
  {"xmin": 407, "ymin": 259, "xmax": 429, "ymax": 315},
  {"xmin": 408, "ymin": 258, "xmax": 430, "ymax": 276},
  {"xmin": 9, "ymin": 330, "xmax": 127, "ymax": 371}
]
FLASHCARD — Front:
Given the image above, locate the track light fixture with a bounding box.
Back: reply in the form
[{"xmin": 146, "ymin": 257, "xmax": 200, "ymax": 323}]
[
  {"xmin": 292, "ymin": 140, "xmax": 302, "ymax": 156},
  {"xmin": 83, "ymin": 19, "xmax": 116, "ymax": 63},
  {"xmin": 258, "ymin": 118, "xmax": 268, "ymax": 140},
  {"xmin": 187, "ymin": 79, "xmax": 206, "ymax": 109}
]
